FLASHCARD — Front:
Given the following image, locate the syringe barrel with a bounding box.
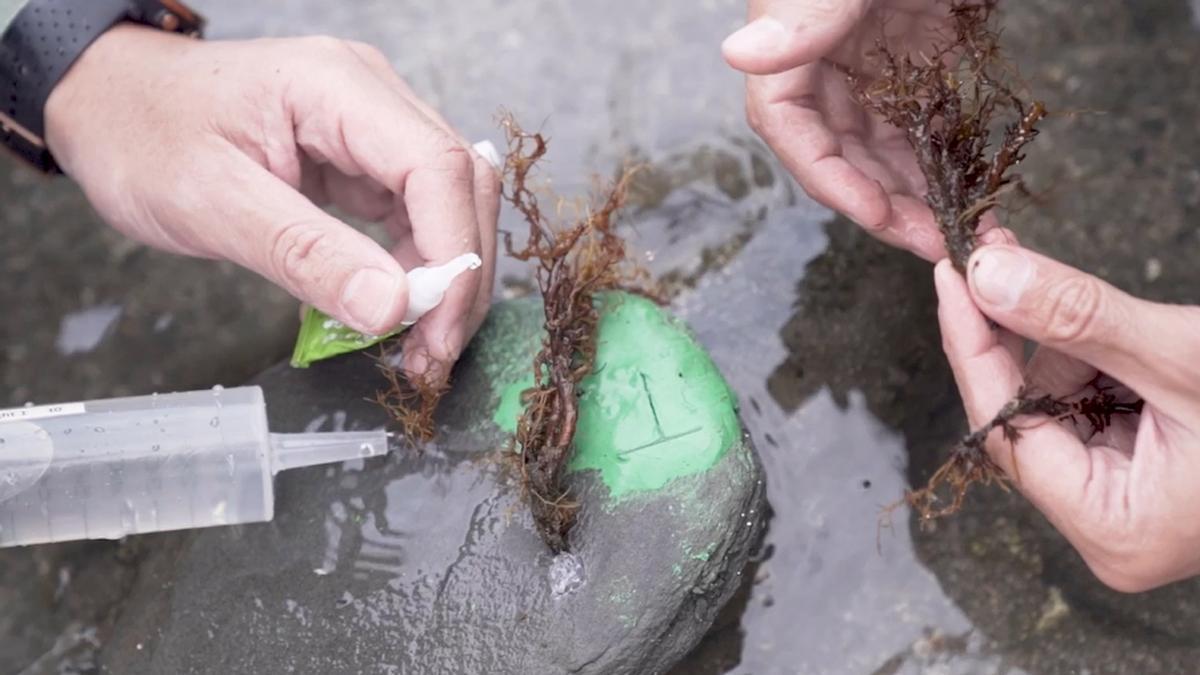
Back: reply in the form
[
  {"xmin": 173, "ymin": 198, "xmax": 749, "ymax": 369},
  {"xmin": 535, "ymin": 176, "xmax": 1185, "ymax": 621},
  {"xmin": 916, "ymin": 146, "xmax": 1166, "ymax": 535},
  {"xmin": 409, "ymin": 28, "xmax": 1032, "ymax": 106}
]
[{"xmin": 0, "ymin": 386, "xmax": 274, "ymax": 547}]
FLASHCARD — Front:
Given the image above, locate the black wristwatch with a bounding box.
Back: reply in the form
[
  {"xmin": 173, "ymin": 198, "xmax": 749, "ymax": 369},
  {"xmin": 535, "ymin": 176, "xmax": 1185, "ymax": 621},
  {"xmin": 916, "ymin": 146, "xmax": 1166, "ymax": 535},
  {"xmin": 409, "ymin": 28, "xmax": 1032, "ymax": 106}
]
[{"xmin": 0, "ymin": 0, "xmax": 205, "ymax": 173}]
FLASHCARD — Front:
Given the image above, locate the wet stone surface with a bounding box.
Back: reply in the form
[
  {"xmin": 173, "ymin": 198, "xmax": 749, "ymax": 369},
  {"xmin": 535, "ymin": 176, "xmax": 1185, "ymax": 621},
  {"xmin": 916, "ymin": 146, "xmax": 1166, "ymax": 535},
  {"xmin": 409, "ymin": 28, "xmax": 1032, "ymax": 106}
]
[{"xmin": 93, "ymin": 297, "xmax": 766, "ymax": 675}]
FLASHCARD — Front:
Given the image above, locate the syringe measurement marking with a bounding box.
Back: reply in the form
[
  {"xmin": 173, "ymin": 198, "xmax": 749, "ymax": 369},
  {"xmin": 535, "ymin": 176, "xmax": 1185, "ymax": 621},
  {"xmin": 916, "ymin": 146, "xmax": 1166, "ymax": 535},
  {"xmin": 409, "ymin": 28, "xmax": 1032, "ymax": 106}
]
[{"xmin": 0, "ymin": 402, "xmax": 86, "ymax": 422}]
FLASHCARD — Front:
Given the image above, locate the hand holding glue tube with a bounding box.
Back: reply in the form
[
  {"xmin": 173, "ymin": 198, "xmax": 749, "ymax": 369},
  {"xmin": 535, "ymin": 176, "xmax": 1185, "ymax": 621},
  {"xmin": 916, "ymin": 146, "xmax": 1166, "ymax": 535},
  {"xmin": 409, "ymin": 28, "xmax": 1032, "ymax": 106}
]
[
  {"xmin": 291, "ymin": 253, "xmax": 484, "ymax": 368},
  {"xmin": 42, "ymin": 26, "xmax": 501, "ymax": 378}
]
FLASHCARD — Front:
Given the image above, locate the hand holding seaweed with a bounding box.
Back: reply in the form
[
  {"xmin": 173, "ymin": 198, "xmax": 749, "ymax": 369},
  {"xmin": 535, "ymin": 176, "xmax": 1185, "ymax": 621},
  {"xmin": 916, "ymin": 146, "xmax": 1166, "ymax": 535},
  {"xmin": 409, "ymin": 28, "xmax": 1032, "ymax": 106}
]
[
  {"xmin": 725, "ymin": 0, "xmax": 992, "ymax": 260},
  {"xmin": 835, "ymin": 2, "xmax": 1148, "ymax": 524},
  {"xmin": 934, "ymin": 251, "xmax": 1200, "ymax": 592},
  {"xmin": 846, "ymin": 0, "xmax": 1044, "ymax": 272},
  {"xmin": 500, "ymin": 115, "xmax": 650, "ymax": 552}
]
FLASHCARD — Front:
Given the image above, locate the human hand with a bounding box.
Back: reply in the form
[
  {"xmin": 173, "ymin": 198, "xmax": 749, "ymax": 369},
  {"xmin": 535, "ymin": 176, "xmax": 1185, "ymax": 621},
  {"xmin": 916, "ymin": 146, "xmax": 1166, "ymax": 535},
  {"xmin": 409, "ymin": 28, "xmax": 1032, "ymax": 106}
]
[
  {"xmin": 43, "ymin": 25, "xmax": 499, "ymax": 378},
  {"xmin": 722, "ymin": 0, "xmax": 997, "ymax": 260},
  {"xmin": 937, "ymin": 244, "xmax": 1200, "ymax": 592}
]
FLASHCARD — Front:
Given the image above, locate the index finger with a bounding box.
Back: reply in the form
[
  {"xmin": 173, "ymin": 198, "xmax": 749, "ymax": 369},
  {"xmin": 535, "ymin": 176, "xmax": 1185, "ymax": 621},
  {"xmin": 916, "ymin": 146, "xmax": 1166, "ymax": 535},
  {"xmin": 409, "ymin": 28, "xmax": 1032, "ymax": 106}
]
[
  {"xmin": 286, "ymin": 60, "xmax": 482, "ymax": 360},
  {"xmin": 747, "ymin": 68, "xmax": 892, "ymax": 229},
  {"xmin": 935, "ymin": 260, "xmax": 1098, "ymax": 522},
  {"xmin": 723, "ymin": 0, "xmax": 871, "ymax": 75},
  {"xmin": 397, "ymin": 143, "xmax": 482, "ymax": 352}
]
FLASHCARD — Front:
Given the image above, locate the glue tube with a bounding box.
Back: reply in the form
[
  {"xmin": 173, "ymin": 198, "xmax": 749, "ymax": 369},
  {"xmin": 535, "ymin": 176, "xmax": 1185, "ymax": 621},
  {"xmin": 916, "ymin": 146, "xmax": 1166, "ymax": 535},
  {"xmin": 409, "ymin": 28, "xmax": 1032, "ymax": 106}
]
[
  {"xmin": 290, "ymin": 252, "xmax": 483, "ymax": 368},
  {"xmin": 0, "ymin": 386, "xmax": 386, "ymax": 548},
  {"xmin": 402, "ymin": 253, "xmax": 484, "ymax": 325}
]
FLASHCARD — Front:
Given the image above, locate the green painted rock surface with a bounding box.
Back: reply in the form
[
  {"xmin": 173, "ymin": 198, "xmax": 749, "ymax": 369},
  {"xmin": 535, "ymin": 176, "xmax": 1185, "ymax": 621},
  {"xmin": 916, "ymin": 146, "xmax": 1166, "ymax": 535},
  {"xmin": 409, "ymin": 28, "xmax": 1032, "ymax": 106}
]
[
  {"xmin": 96, "ymin": 294, "xmax": 766, "ymax": 674},
  {"xmin": 495, "ymin": 294, "xmax": 741, "ymax": 498}
]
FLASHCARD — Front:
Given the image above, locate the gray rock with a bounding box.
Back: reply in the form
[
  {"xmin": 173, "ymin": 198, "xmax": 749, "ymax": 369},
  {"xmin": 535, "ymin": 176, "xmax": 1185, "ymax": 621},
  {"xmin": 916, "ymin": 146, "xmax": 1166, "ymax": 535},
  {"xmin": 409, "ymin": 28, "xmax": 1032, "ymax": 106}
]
[{"xmin": 96, "ymin": 295, "xmax": 766, "ymax": 675}]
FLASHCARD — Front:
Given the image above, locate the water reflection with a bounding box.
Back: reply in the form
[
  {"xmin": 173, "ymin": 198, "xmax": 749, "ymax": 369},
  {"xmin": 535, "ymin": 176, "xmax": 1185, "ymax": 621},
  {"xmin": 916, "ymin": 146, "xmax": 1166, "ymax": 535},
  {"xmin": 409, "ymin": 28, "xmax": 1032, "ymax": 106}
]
[
  {"xmin": 670, "ymin": 210, "xmax": 1025, "ymax": 674},
  {"xmin": 672, "ymin": 197, "xmax": 1200, "ymax": 673},
  {"xmin": 54, "ymin": 305, "xmax": 123, "ymax": 356}
]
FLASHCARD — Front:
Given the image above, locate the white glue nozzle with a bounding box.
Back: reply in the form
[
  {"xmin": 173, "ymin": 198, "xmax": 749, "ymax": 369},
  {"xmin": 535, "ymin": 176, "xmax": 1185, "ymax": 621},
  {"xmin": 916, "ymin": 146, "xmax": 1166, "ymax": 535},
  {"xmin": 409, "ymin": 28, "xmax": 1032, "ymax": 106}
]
[{"xmin": 402, "ymin": 252, "xmax": 483, "ymax": 325}]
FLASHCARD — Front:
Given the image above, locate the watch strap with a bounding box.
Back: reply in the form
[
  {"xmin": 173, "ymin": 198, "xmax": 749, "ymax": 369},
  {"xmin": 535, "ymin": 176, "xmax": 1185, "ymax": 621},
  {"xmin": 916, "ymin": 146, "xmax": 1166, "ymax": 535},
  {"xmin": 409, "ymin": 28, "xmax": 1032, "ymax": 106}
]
[
  {"xmin": 0, "ymin": 0, "xmax": 205, "ymax": 173},
  {"xmin": 0, "ymin": 0, "xmax": 131, "ymax": 171}
]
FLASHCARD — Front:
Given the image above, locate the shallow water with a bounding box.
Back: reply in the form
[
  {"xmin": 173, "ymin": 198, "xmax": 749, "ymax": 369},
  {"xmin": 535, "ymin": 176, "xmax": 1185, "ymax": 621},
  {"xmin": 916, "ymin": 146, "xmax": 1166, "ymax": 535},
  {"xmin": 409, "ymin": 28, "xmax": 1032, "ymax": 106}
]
[
  {"xmin": 5, "ymin": 0, "xmax": 1200, "ymax": 673},
  {"xmin": 670, "ymin": 211, "xmax": 1008, "ymax": 674}
]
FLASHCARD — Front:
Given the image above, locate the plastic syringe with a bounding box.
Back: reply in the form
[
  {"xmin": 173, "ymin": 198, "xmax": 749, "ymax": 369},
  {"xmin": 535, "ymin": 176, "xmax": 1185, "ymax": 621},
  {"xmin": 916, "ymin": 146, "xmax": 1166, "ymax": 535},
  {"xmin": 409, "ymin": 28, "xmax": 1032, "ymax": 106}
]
[{"xmin": 0, "ymin": 386, "xmax": 386, "ymax": 548}]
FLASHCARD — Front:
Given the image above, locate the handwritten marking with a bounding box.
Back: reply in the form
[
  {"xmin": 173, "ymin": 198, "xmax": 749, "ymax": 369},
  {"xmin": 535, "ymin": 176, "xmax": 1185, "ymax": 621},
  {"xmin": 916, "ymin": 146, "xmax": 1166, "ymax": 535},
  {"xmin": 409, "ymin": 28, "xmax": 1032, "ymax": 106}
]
[{"xmin": 618, "ymin": 427, "xmax": 703, "ymax": 457}]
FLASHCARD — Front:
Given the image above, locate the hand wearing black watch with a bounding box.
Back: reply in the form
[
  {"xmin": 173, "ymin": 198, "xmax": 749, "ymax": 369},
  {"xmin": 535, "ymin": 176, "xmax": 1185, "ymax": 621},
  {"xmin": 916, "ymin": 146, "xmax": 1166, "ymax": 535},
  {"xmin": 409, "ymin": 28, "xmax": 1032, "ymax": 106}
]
[{"xmin": 0, "ymin": 0, "xmax": 204, "ymax": 173}]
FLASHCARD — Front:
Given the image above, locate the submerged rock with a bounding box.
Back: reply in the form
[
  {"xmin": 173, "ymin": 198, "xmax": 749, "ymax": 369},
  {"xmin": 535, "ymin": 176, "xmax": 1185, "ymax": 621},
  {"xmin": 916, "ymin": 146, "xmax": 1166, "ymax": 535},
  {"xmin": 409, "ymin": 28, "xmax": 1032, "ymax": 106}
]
[{"xmin": 98, "ymin": 294, "xmax": 767, "ymax": 674}]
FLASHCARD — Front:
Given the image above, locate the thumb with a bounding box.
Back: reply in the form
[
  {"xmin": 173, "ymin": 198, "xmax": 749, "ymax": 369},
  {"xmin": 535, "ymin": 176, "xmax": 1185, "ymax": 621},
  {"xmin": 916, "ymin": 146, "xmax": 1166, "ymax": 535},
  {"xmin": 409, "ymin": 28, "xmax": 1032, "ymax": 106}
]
[
  {"xmin": 966, "ymin": 245, "xmax": 1196, "ymax": 405},
  {"xmin": 722, "ymin": 0, "xmax": 871, "ymax": 75}
]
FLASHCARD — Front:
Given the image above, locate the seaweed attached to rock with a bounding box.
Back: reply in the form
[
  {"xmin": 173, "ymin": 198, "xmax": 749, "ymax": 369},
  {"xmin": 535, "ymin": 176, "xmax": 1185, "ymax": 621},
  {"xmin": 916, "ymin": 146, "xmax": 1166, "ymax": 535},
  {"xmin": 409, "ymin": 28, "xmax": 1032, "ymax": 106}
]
[
  {"xmin": 499, "ymin": 115, "xmax": 650, "ymax": 552},
  {"xmin": 848, "ymin": 1, "xmax": 1144, "ymax": 523},
  {"xmin": 374, "ymin": 353, "xmax": 449, "ymax": 446}
]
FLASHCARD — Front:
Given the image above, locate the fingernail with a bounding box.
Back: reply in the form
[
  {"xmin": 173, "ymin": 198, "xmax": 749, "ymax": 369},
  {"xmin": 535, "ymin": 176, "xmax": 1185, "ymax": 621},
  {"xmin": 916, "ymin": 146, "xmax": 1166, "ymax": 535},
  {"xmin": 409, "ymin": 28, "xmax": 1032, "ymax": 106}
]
[
  {"xmin": 970, "ymin": 247, "xmax": 1035, "ymax": 310},
  {"xmin": 722, "ymin": 16, "xmax": 788, "ymax": 56},
  {"xmin": 341, "ymin": 267, "xmax": 403, "ymax": 333},
  {"xmin": 472, "ymin": 140, "xmax": 501, "ymax": 171}
]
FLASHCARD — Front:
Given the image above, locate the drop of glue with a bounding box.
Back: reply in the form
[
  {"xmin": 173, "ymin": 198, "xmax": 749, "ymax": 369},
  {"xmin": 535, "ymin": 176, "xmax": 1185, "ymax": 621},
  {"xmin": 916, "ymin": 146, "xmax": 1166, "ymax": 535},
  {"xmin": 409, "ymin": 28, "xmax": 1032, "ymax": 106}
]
[{"xmin": 402, "ymin": 253, "xmax": 483, "ymax": 326}]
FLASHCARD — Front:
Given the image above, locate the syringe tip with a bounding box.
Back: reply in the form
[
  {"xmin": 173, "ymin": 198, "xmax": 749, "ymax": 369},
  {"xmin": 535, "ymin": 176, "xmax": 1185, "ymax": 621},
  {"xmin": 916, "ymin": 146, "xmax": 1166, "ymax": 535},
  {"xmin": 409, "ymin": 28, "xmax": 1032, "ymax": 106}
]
[{"xmin": 268, "ymin": 429, "xmax": 390, "ymax": 475}]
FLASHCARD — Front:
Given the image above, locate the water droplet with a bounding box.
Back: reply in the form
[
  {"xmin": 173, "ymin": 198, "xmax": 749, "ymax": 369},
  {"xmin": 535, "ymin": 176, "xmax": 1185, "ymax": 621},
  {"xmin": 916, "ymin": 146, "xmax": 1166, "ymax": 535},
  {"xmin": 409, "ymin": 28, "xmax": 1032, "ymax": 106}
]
[
  {"xmin": 94, "ymin": 427, "xmax": 105, "ymax": 433},
  {"xmin": 209, "ymin": 417, "xmax": 220, "ymax": 428},
  {"xmin": 151, "ymin": 444, "xmax": 161, "ymax": 452},
  {"xmin": 120, "ymin": 499, "xmax": 137, "ymax": 534},
  {"xmin": 212, "ymin": 384, "xmax": 225, "ymax": 394},
  {"xmin": 358, "ymin": 442, "xmax": 374, "ymax": 457},
  {"xmin": 63, "ymin": 428, "xmax": 72, "ymax": 435},
  {"xmin": 212, "ymin": 500, "xmax": 228, "ymax": 524}
]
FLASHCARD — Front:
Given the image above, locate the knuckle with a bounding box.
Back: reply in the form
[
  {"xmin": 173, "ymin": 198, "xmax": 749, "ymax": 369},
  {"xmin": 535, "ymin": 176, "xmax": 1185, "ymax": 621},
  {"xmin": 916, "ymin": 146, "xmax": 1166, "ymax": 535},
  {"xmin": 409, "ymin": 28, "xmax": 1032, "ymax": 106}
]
[
  {"xmin": 344, "ymin": 40, "xmax": 391, "ymax": 69},
  {"xmin": 269, "ymin": 220, "xmax": 332, "ymax": 290},
  {"xmin": 300, "ymin": 35, "xmax": 352, "ymax": 59},
  {"xmin": 803, "ymin": 0, "xmax": 863, "ymax": 23},
  {"xmin": 430, "ymin": 143, "xmax": 475, "ymax": 178},
  {"xmin": 1042, "ymin": 276, "xmax": 1106, "ymax": 345},
  {"xmin": 939, "ymin": 330, "xmax": 956, "ymax": 359},
  {"xmin": 745, "ymin": 99, "xmax": 766, "ymax": 136}
]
